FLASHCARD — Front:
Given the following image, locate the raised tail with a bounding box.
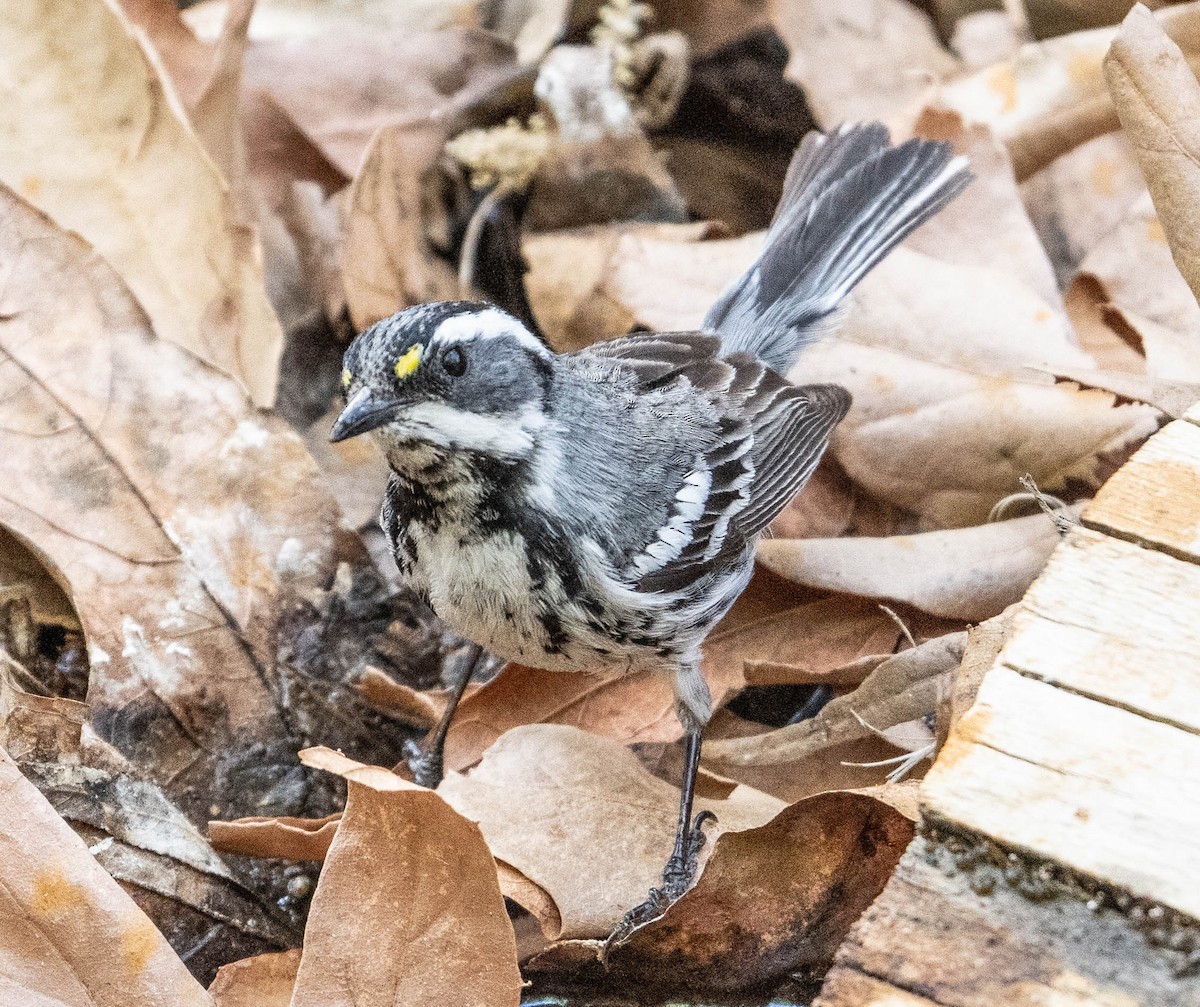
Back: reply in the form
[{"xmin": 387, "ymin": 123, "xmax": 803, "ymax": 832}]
[{"xmin": 704, "ymin": 123, "xmax": 972, "ymax": 375}]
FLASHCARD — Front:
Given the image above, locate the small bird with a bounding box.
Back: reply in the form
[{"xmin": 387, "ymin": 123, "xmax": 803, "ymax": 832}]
[{"xmin": 331, "ymin": 123, "xmax": 971, "ymax": 934}]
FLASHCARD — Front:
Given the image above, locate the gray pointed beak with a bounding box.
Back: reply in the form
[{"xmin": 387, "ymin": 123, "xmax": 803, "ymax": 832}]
[{"xmin": 330, "ymin": 387, "xmax": 401, "ymax": 443}]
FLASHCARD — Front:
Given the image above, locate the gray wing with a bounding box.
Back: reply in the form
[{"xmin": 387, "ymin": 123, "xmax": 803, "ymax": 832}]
[{"xmin": 580, "ymin": 334, "xmax": 850, "ymax": 594}]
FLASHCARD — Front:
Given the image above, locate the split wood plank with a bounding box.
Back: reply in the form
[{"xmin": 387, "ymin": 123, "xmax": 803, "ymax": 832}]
[
  {"xmin": 819, "ymin": 838, "xmax": 1200, "ymax": 1007},
  {"xmin": 815, "ymin": 412, "xmax": 1200, "ymax": 1005},
  {"xmin": 925, "ymin": 666, "xmax": 1200, "ymax": 919}
]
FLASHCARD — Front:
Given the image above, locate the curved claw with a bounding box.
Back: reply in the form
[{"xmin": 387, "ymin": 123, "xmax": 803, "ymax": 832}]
[{"xmin": 607, "ymin": 809, "xmax": 720, "ymax": 952}]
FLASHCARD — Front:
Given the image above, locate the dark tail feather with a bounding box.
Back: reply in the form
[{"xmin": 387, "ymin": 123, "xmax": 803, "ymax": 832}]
[{"xmin": 704, "ymin": 123, "xmax": 972, "ymax": 374}]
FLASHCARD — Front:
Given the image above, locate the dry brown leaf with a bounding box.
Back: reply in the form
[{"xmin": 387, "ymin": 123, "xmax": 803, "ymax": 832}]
[
  {"xmin": 342, "ymin": 122, "xmax": 461, "ymax": 331},
  {"xmin": 191, "ymin": 0, "xmax": 256, "ymax": 216},
  {"xmin": 244, "ymin": 28, "xmax": 520, "ymax": 177},
  {"xmin": 444, "ymin": 663, "xmax": 680, "ymax": 773},
  {"xmin": 0, "ymin": 748, "xmax": 213, "ymax": 1006},
  {"xmin": 547, "ymin": 194, "xmax": 1158, "ymax": 527},
  {"xmin": 771, "ymin": 0, "xmax": 959, "ymax": 127},
  {"xmin": 0, "ymin": 0, "xmax": 284, "ymax": 407},
  {"xmin": 950, "ymin": 11, "xmax": 1023, "ymax": 71},
  {"xmin": 935, "ymin": 4, "xmax": 1200, "ymax": 181},
  {"xmin": 23, "ymin": 757, "xmax": 298, "ymax": 975},
  {"xmin": 295, "ymin": 747, "xmax": 522, "ymax": 1007},
  {"xmin": 910, "ymin": 114, "xmax": 1062, "ymax": 307},
  {"xmin": 525, "ymin": 790, "xmax": 913, "ymax": 991},
  {"xmin": 1021, "ymin": 131, "xmax": 1146, "ymax": 283},
  {"xmin": 437, "ymin": 724, "xmax": 786, "ymax": 939},
  {"xmin": 937, "ymin": 606, "xmax": 1018, "ymax": 750},
  {"xmin": 1038, "ymin": 366, "xmax": 1200, "ymax": 418},
  {"xmin": 0, "ymin": 186, "xmax": 341, "ymax": 819},
  {"xmin": 353, "ymin": 667, "xmax": 447, "ymax": 728},
  {"xmin": 756, "ymin": 511, "xmax": 1072, "ymax": 622},
  {"xmin": 209, "ymin": 813, "xmax": 341, "ymax": 861},
  {"xmin": 796, "ymin": 312, "xmax": 1161, "ymax": 528},
  {"xmin": 119, "ymin": 0, "xmax": 217, "ymax": 107},
  {"xmin": 209, "ymin": 949, "xmax": 301, "ymax": 1007},
  {"xmin": 442, "ymin": 595, "xmax": 904, "ymax": 772},
  {"xmin": 1106, "ymin": 3, "xmax": 1200, "ymax": 311},
  {"xmin": 705, "ymin": 632, "xmax": 966, "ymax": 769},
  {"xmin": 1075, "ymin": 192, "xmax": 1200, "ymax": 336},
  {"xmin": 186, "ymin": 0, "xmax": 477, "ymax": 42},
  {"xmin": 523, "ymin": 222, "xmax": 729, "ymax": 351}
]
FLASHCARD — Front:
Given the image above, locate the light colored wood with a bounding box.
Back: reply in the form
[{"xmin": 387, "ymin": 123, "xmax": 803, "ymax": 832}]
[
  {"xmin": 923, "ymin": 666, "xmax": 1200, "ymax": 918},
  {"xmin": 816, "ymin": 969, "xmax": 941, "ymax": 1006},
  {"xmin": 816, "ymin": 378, "xmax": 1200, "ymax": 1003},
  {"xmin": 1001, "ymin": 529, "xmax": 1200, "ymax": 732},
  {"xmin": 1086, "ymin": 419, "xmax": 1200, "ymax": 559},
  {"xmin": 816, "ymin": 838, "xmax": 1200, "ymax": 1007}
]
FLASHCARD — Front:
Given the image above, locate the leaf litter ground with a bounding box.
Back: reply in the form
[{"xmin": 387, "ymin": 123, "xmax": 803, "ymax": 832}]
[{"xmin": 1, "ymin": 0, "xmax": 1198, "ymax": 1004}]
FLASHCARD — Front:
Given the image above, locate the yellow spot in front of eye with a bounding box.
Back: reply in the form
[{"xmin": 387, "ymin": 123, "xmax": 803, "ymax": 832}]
[
  {"xmin": 341, "ymin": 368, "xmax": 352, "ymax": 389},
  {"xmin": 394, "ymin": 344, "xmax": 423, "ymax": 380}
]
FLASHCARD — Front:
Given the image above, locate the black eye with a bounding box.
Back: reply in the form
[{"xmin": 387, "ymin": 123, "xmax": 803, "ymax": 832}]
[{"xmin": 441, "ymin": 346, "xmax": 467, "ymax": 377}]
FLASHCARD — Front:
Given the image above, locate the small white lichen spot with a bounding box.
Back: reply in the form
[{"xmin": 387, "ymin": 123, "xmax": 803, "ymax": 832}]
[
  {"xmin": 164, "ymin": 642, "xmax": 194, "ymax": 659},
  {"xmin": 121, "ymin": 619, "xmax": 148, "ymax": 659},
  {"xmin": 158, "ymin": 599, "xmax": 187, "ymax": 631},
  {"xmin": 221, "ymin": 420, "xmax": 271, "ymax": 457},
  {"xmin": 276, "ymin": 536, "xmax": 320, "ymax": 578},
  {"xmin": 88, "ymin": 643, "xmax": 112, "ymax": 666}
]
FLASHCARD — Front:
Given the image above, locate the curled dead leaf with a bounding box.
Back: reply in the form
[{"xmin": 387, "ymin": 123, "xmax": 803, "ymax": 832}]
[
  {"xmin": 0, "ymin": 185, "xmax": 342, "ymax": 820},
  {"xmin": 0, "ymin": 748, "xmax": 212, "ymax": 1006},
  {"xmin": 0, "ymin": 0, "xmax": 284, "ymax": 406},
  {"xmin": 705, "ymin": 632, "xmax": 965, "ymax": 769},
  {"xmin": 209, "ymin": 813, "xmax": 341, "ymax": 861},
  {"xmin": 1105, "ymin": 3, "xmax": 1200, "ymax": 311},
  {"xmin": 756, "ymin": 511, "xmax": 1074, "ymax": 621},
  {"xmin": 936, "ymin": 3, "xmax": 1200, "ymax": 181},
  {"xmin": 526, "ymin": 790, "xmax": 914, "ymax": 992},
  {"xmin": 438, "ymin": 724, "xmax": 786, "ymax": 940},
  {"xmin": 295, "ymin": 746, "xmax": 522, "ymax": 1007}
]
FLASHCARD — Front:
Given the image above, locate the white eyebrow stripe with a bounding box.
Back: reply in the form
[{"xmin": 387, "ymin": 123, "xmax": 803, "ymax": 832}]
[{"xmin": 431, "ymin": 308, "xmax": 550, "ymax": 356}]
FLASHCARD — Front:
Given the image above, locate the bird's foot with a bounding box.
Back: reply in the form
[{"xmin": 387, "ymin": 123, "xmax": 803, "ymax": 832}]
[
  {"xmin": 403, "ymin": 738, "xmax": 444, "ymax": 789},
  {"xmin": 606, "ymin": 810, "xmax": 716, "ymax": 950}
]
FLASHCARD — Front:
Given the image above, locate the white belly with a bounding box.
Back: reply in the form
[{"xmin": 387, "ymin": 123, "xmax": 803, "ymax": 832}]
[{"xmin": 409, "ymin": 522, "xmax": 561, "ymax": 665}]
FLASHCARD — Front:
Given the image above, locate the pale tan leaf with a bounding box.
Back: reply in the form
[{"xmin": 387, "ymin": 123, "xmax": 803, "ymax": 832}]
[
  {"xmin": 294, "ymin": 747, "xmax": 522, "ymax": 1007},
  {"xmin": 0, "ymin": 0, "xmax": 284, "ymax": 406},
  {"xmin": 0, "ymin": 748, "xmax": 213, "ymax": 1007},
  {"xmin": 185, "ymin": 0, "xmax": 478, "ymax": 46},
  {"xmin": 1075, "ymin": 192, "xmax": 1200, "ymax": 336},
  {"xmin": 0, "ymin": 186, "xmax": 341, "ymax": 819},
  {"xmin": 244, "ymin": 28, "xmax": 519, "ymax": 177},
  {"xmin": 1105, "ymin": 3, "xmax": 1200, "ymax": 312},
  {"xmin": 1021, "ymin": 132, "xmax": 1146, "ymax": 282},
  {"xmin": 705, "ymin": 632, "xmax": 966, "ymax": 769},
  {"xmin": 209, "ymin": 949, "xmax": 301, "ymax": 1007},
  {"xmin": 1037, "ymin": 366, "xmax": 1200, "ymax": 419},
  {"xmin": 342, "ymin": 123, "xmax": 461, "ymax": 331},
  {"xmin": 437, "ymin": 724, "xmax": 786, "ymax": 939},
  {"xmin": 771, "ymin": 0, "xmax": 959, "ymax": 127},
  {"xmin": 935, "ymin": 4, "xmax": 1200, "ymax": 181},
  {"xmin": 756, "ymin": 511, "xmax": 1074, "ymax": 621},
  {"xmin": 523, "ymin": 222, "xmax": 734, "ymax": 351},
  {"xmin": 794, "ymin": 323, "xmax": 1158, "ymax": 527}
]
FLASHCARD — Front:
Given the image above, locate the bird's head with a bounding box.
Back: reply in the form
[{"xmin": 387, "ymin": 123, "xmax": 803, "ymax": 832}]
[{"xmin": 331, "ymin": 302, "xmax": 553, "ymax": 459}]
